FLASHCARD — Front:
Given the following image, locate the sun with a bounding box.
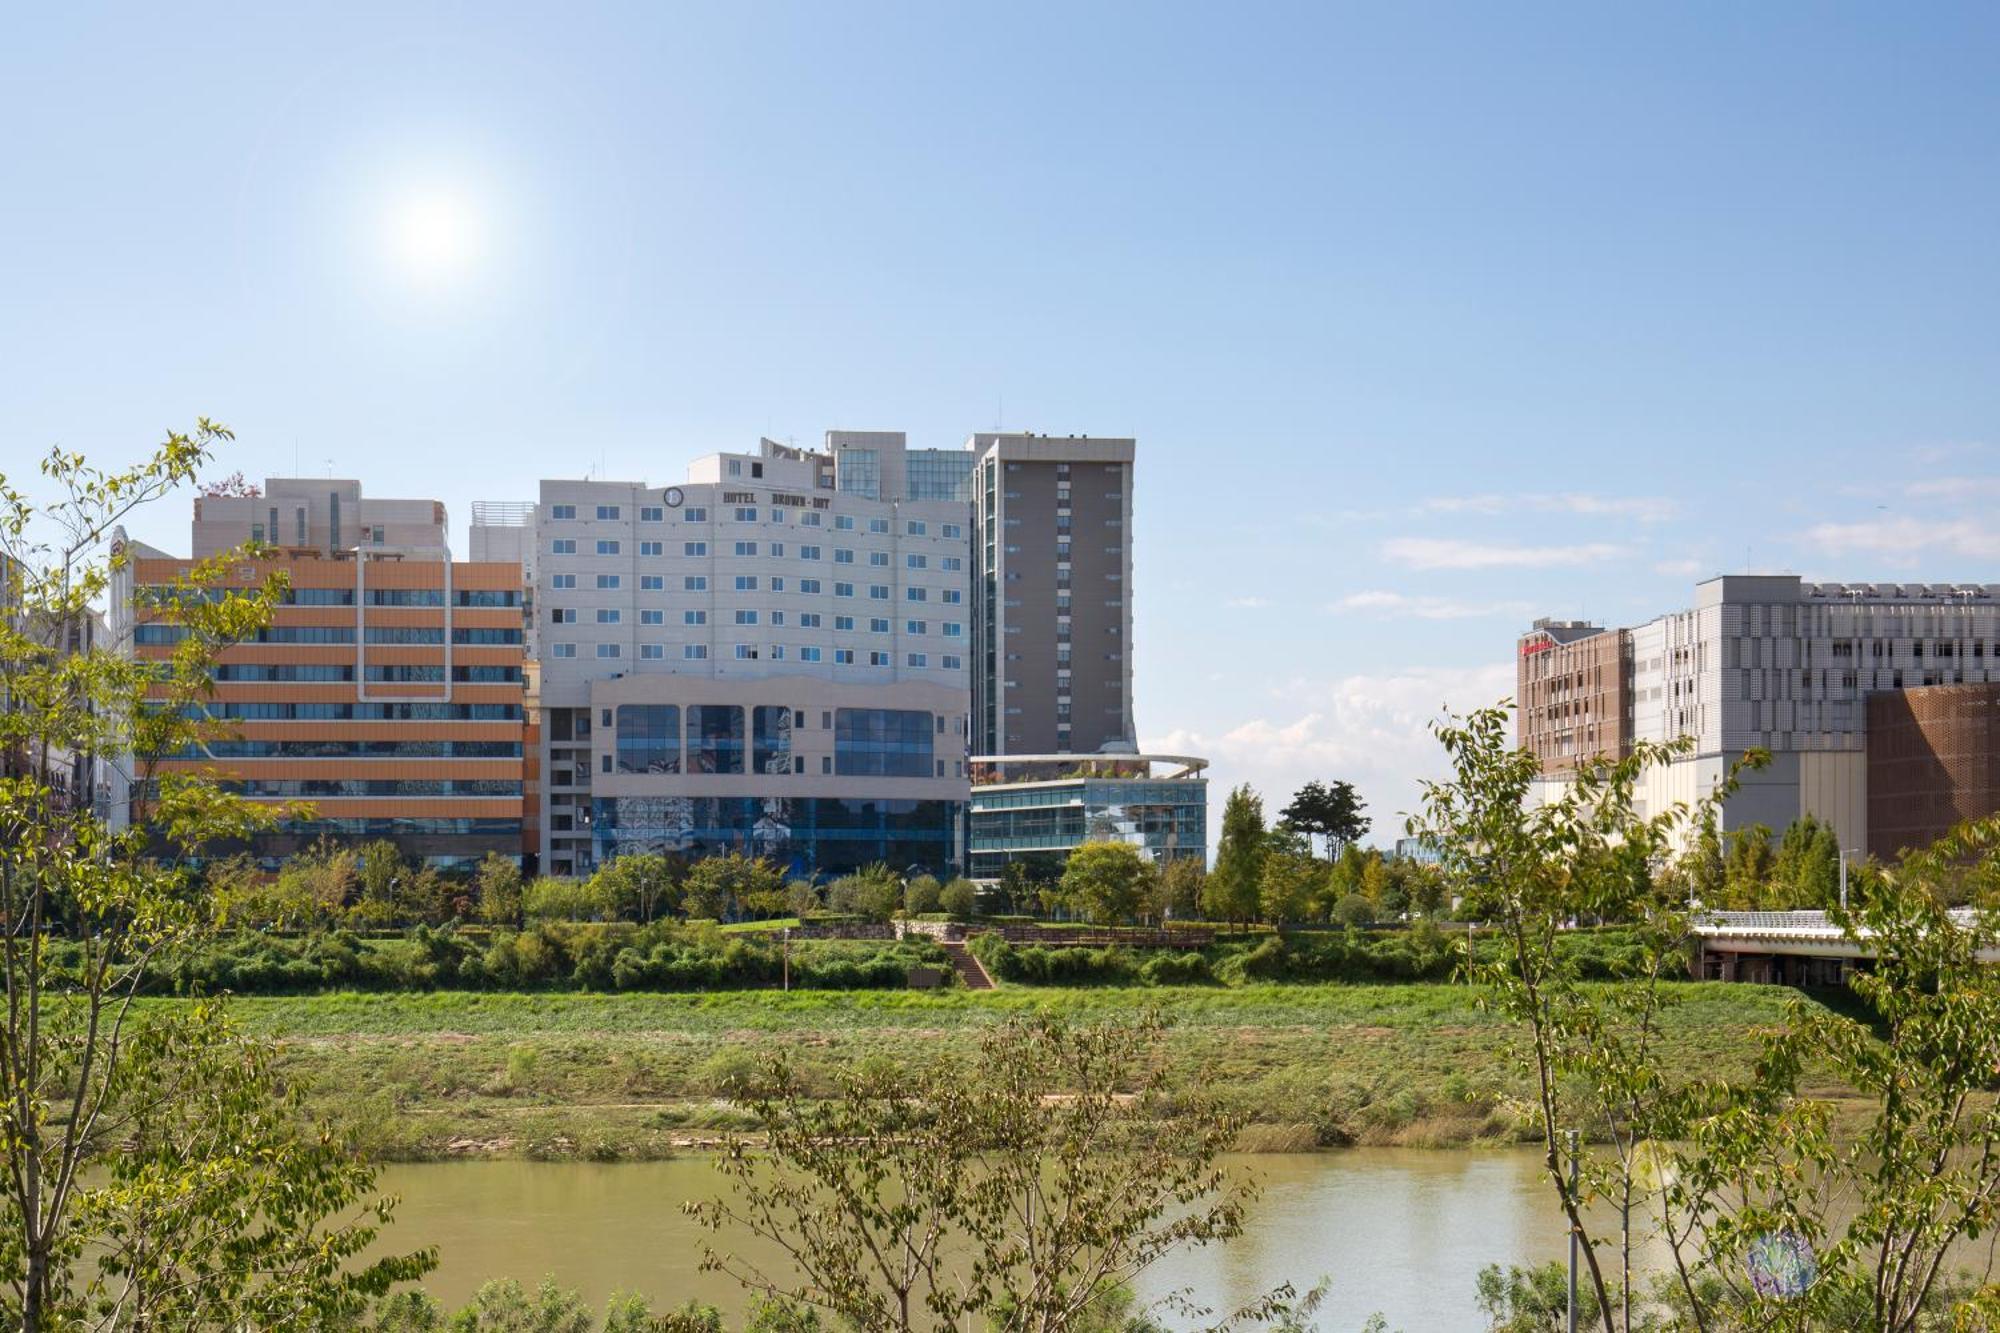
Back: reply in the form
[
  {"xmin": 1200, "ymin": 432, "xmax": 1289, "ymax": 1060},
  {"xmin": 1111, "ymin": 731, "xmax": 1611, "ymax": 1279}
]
[{"xmin": 381, "ymin": 186, "xmax": 488, "ymax": 288}]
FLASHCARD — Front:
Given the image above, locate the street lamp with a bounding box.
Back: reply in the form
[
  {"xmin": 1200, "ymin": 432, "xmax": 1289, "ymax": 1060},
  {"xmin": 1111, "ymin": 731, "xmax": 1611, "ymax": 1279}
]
[{"xmin": 1838, "ymin": 847, "xmax": 1863, "ymax": 910}]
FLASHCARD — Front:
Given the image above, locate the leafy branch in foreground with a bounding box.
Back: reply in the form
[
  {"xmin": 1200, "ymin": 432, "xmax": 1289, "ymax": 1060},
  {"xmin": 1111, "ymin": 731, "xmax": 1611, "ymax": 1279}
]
[
  {"xmin": 688, "ymin": 1012, "xmax": 1318, "ymax": 1333},
  {"xmin": 0, "ymin": 423, "xmax": 432, "ymax": 1330}
]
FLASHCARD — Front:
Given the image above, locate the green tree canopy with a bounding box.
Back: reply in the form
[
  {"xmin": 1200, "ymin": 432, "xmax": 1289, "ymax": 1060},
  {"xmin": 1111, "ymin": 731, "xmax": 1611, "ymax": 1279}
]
[
  {"xmin": 1202, "ymin": 784, "xmax": 1266, "ymax": 925},
  {"xmin": 1059, "ymin": 841, "xmax": 1155, "ymax": 925},
  {"xmin": 1278, "ymin": 779, "xmax": 1370, "ymax": 859}
]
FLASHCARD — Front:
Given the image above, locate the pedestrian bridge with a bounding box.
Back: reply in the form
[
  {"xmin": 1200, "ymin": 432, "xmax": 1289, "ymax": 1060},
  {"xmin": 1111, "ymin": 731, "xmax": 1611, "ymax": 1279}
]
[{"xmin": 1692, "ymin": 908, "xmax": 1998, "ymax": 984}]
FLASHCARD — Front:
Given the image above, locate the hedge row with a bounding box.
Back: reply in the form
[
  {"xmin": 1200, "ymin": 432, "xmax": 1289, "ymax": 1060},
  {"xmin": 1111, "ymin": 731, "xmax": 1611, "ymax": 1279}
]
[{"xmin": 122, "ymin": 923, "xmax": 953, "ymax": 996}]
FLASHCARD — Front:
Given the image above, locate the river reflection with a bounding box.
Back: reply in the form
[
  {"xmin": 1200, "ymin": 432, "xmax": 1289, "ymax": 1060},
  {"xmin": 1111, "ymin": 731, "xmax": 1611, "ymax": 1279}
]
[{"xmin": 375, "ymin": 1150, "xmax": 1587, "ymax": 1330}]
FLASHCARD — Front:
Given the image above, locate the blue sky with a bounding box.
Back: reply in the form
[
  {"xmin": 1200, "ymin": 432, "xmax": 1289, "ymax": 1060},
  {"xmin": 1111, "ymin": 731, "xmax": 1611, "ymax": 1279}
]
[{"xmin": 6, "ymin": 3, "xmax": 1999, "ymax": 841}]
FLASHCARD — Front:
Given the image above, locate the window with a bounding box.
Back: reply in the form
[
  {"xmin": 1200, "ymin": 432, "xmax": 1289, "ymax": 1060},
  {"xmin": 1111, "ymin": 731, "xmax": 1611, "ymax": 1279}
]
[
  {"xmin": 640, "ymin": 575, "xmax": 664, "ymax": 591},
  {"xmin": 835, "ymin": 548, "xmax": 855, "ymax": 564},
  {"xmin": 684, "ymin": 541, "xmax": 708, "ymax": 556},
  {"xmin": 870, "ymin": 617, "xmax": 890, "ymax": 633},
  {"xmin": 906, "ymin": 620, "xmax": 927, "ymax": 635},
  {"xmin": 596, "ymin": 574, "xmax": 620, "ymax": 589},
  {"xmin": 799, "ymin": 578, "xmax": 821, "ymax": 594},
  {"xmin": 551, "ymin": 608, "xmax": 576, "ymax": 624},
  {"xmin": 684, "ymin": 575, "xmax": 707, "ymax": 591},
  {"xmin": 908, "ymin": 520, "xmax": 926, "ymax": 535},
  {"xmin": 596, "ymin": 539, "xmax": 620, "ymax": 555},
  {"xmin": 906, "ymin": 587, "xmax": 928, "ymax": 602},
  {"xmin": 639, "ymin": 541, "xmax": 663, "ymax": 556},
  {"xmin": 942, "ymin": 654, "xmax": 962, "ymax": 670},
  {"xmin": 800, "ymin": 545, "xmax": 821, "ymax": 560},
  {"xmin": 834, "ymin": 708, "xmax": 934, "ymax": 776},
  {"xmin": 596, "ymin": 609, "xmax": 621, "ymax": 624},
  {"xmin": 834, "ymin": 514, "xmax": 855, "ymax": 531},
  {"xmin": 800, "ymin": 511, "xmax": 822, "ymax": 526},
  {"xmin": 752, "ymin": 706, "xmax": 791, "ymax": 774},
  {"xmin": 596, "ymin": 643, "xmax": 621, "ymax": 659},
  {"xmin": 944, "ymin": 622, "xmax": 964, "ymax": 637},
  {"xmin": 769, "ymin": 610, "xmax": 785, "ymax": 626},
  {"xmin": 941, "ymin": 556, "xmax": 962, "ymax": 572},
  {"xmin": 551, "ymin": 504, "xmax": 577, "ymax": 520},
  {"xmin": 727, "ymin": 459, "xmax": 742, "ymax": 476},
  {"xmin": 942, "ymin": 523, "xmax": 961, "ymax": 539},
  {"xmin": 684, "ymin": 644, "xmax": 708, "ymax": 659},
  {"xmin": 835, "ymin": 581, "xmax": 854, "ymax": 598},
  {"xmin": 685, "ymin": 507, "xmax": 707, "ymax": 522},
  {"xmin": 869, "ymin": 585, "xmax": 889, "ymax": 600},
  {"xmin": 684, "ymin": 610, "xmax": 707, "ymax": 625},
  {"xmin": 869, "ymin": 551, "xmax": 890, "ymax": 567},
  {"xmin": 869, "ymin": 518, "xmax": 889, "ymax": 534},
  {"xmin": 800, "ymin": 646, "xmax": 822, "ymax": 662},
  {"xmin": 735, "ymin": 575, "xmax": 758, "ymax": 591},
  {"xmin": 551, "ymin": 573, "xmax": 577, "ymax": 589},
  {"xmin": 770, "ymin": 576, "xmax": 785, "ymax": 591},
  {"xmin": 906, "ymin": 554, "xmax": 927, "ymax": 569},
  {"xmin": 640, "ymin": 506, "xmax": 664, "ymax": 522},
  {"xmin": 942, "ymin": 589, "xmax": 962, "ymax": 604},
  {"xmin": 734, "ymin": 507, "xmax": 757, "ymax": 522},
  {"xmin": 770, "ymin": 543, "xmax": 785, "ymax": 558},
  {"xmin": 835, "ymin": 615, "xmax": 855, "ymax": 631},
  {"xmin": 552, "ymin": 642, "xmax": 577, "ymax": 658},
  {"xmin": 734, "ymin": 541, "xmax": 758, "ymax": 556},
  {"xmin": 800, "ymin": 612, "xmax": 821, "ymax": 628},
  {"xmin": 617, "ymin": 705, "xmax": 679, "ymax": 772},
  {"xmin": 869, "ymin": 651, "xmax": 889, "ymax": 666},
  {"xmin": 734, "ymin": 644, "xmax": 757, "ymax": 660},
  {"xmin": 640, "ymin": 643, "xmax": 664, "ymax": 659},
  {"xmin": 769, "ymin": 509, "xmax": 785, "ymax": 524},
  {"xmin": 835, "ymin": 649, "xmax": 855, "ymax": 664},
  {"xmin": 553, "ymin": 538, "xmax": 576, "ymax": 554},
  {"xmin": 640, "ymin": 609, "xmax": 664, "ymax": 625},
  {"xmin": 907, "ymin": 653, "xmax": 928, "ymax": 667},
  {"xmin": 596, "ymin": 505, "xmax": 620, "ymax": 520},
  {"xmin": 735, "ymin": 610, "xmax": 759, "ymax": 625}
]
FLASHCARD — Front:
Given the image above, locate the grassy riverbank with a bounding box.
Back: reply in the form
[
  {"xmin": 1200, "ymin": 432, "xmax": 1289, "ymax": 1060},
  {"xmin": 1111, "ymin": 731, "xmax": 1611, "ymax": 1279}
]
[{"xmin": 161, "ymin": 982, "xmax": 1833, "ymax": 1161}]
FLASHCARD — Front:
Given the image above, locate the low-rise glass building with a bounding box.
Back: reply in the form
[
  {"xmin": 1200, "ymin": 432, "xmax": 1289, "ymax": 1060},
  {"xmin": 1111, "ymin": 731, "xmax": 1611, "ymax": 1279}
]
[{"xmin": 966, "ymin": 754, "xmax": 1207, "ymax": 880}]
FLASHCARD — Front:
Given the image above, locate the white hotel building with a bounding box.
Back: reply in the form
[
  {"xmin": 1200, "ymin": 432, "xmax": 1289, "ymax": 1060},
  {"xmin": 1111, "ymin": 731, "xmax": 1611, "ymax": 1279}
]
[{"xmin": 474, "ymin": 435, "xmax": 975, "ymax": 878}]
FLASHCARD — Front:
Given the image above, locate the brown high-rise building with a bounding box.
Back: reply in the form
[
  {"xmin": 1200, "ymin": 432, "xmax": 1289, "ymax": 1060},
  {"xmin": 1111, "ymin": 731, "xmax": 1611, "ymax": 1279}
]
[
  {"xmin": 1866, "ymin": 682, "xmax": 2000, "ymax": 861},
  {"xmin": 1516, "ymin": 618, "xmax": 1632, "ymax": 777},
  {"xmin": 970, "ymin": 434, "xmax": 1134, "ymax": 757},
  {"xmin": 110, "ymin": 478, "xmax": 528, "ymax": 869}
]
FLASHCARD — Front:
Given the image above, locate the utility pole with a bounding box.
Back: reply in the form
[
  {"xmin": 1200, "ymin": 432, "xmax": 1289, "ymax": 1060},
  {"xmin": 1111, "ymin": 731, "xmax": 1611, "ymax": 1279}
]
[{"xmin": 782, "ymin": 926, "xmax": 790, "ymax": 992}]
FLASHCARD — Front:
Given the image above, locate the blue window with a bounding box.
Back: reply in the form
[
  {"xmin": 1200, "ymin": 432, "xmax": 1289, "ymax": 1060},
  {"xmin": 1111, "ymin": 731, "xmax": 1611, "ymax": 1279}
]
[
  {"xmin": 754, "ymin": 705, "xmax": 793, "ymax": 776},
  {"xmin": 835, "ymin": 708, "xmax": 935, "ymax": 777},
  {"xmin": 617, "ymin": 705, "xmax": 680, "ymax": 773},
  {"xmin": 688, "ymin": 705, "xmax": 744, "ymax": 774}
]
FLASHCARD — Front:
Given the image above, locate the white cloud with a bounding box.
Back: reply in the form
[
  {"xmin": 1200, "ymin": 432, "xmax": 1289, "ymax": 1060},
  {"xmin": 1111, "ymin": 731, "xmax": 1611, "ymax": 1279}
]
[
  {"xmin": 1900, "ymin": 476, "xmax": 2000, "ymax": 500},
  {"xmin": 1421, "ymin": 493, "xmax": 1678, "ymax": 523},
  {"xmin": 1332, "ymin": 589, "xmax": 1531, "ymax": 620},
  {"xmin": 1144, "ymin": 660, "xmax": 1517, "ymax": 848},
  {"xmin": 1653, "ymin": 558, "xmax": 1704, "ymax": 577},
  {"xmin": 1805, "ymin": 516, "xmax": 2000, "ymax": 561},
  {"xmin": 1910, "ymin": 442, "xmax": 1990, "ymax": 466},
  {"xmin": 1382, "ymin": 537, "xmax": 1627, "ymax": 570}
]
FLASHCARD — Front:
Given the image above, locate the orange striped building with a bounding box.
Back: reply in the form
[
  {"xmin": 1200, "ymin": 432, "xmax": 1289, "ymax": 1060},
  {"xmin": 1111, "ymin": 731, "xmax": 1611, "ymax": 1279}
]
[{"xmin": 110, "ymin": 478, "xmax": 529, "ymax": 869}]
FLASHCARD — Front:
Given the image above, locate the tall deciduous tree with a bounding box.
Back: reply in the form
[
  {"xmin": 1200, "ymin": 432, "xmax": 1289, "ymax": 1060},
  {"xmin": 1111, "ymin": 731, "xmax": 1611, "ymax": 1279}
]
[
  {"xmin": 0, "ymin": 425, "xmax": 431, "ymax": 1330},
  {"xmin": 1278, "ymin": 779, "xmax": 1370, "ymax": 860},
  {"xmin": 1203, "ymin": 784, "xmax": 1266, "ymax": 926}
]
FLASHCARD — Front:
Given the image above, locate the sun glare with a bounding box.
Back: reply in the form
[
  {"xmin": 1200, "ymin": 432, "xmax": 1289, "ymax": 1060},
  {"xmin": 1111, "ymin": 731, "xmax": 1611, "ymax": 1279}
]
[{"xmin": 381, "ymin": 186, "xmax": 488, "ymax": 289}]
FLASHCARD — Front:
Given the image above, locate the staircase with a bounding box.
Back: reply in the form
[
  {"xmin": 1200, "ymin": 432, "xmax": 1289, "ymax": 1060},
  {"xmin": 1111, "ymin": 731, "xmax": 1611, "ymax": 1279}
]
[{"xmin": 940, "ymin": 940, "xmax": 995, "ymax": 991}]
